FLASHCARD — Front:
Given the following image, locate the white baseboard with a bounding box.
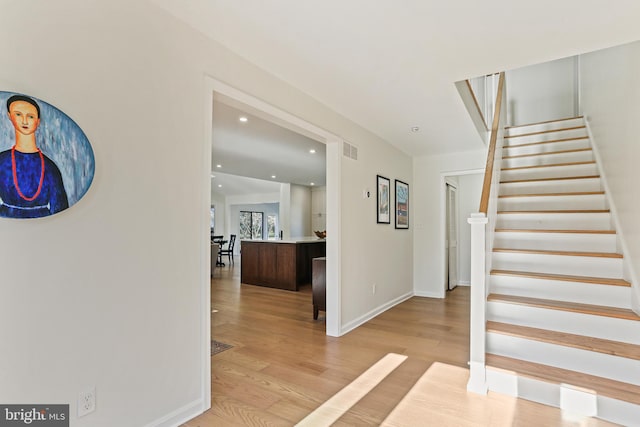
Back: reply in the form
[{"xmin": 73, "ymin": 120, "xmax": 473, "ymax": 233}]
[
  {"xmin": 414, "ymin": 290, "xmax": 444, "ymax": 298},
  {"xmin": 340, "ymin": 291, "xmax": 413, "ymax": 335},
  {"xmin": 144, "ymin": 398, "xmax": 204, "ymax": 427},
  {"xmin": 457, "ymin": 281, "xmax": 470, "ymax": 287}
]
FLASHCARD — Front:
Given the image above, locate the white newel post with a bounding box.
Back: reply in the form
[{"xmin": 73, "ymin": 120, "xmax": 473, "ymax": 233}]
[{"xmin": 467, "ymin": 212, "xmax": 488, "ymax": 394}]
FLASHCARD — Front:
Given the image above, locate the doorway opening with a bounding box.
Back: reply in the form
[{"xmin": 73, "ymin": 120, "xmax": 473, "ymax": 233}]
[
  {"xmin": 441, "ymin": 170, "xmax": 484, "ymax": 297},
  {"xmin": 445, "ymin": 182, "xmax": 458, "ymax": 291}
]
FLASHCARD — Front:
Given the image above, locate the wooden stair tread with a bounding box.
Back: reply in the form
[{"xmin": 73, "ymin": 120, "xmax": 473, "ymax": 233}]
[
  {"xmin": 486, "ymin": 354, "xmax": 640, "ymax": 405},
  {"xmin": 498, "ymin": 191, "xmax": 604, "ymax": 198},
  {"xmin": 487, "ymin": 293, "xmax": 639, "ymax": 320},
  {"xmin": 487, "ymin": 321, "xmax": 640, "ymax": 361},
  {"xmin": 502, "ymin": 161, "xmax": 595, "ymax": 171},
  {"xmin": 490, "ymin": 269, "xmax": 630, "ymax": 287},
  {"xmin": 495, "ymin": 229, "xmax": 616, "ymax": 234},
  {"xmin": 498, "ymin": 209, "xmax": 610, "ymax": 214},
  {"xmin": 501, "ymin": 175, "xmax": 600, "ymax": 184},
  {"xmin": 505, "ymin": 116, "xmax": 583, "ymax": 129},
  {"xmin": 503, "ymin": 136, "xmax": 589, "ymax": 149},
  {"xmin": 502, "ymin": 147, "xmax": 592, "ymax": 160},
  {"xmin": 493, "ymin": 248, "xmax": 623, "ymax": 258},
  {"xmin": 504, "ymin": 125, "xmax": 586, "ymax": 139}
]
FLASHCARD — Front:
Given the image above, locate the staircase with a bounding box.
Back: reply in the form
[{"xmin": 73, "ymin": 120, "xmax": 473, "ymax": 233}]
[{"xmin": 485, "ymin": 116, "xmax": 640, "ymax": 425}]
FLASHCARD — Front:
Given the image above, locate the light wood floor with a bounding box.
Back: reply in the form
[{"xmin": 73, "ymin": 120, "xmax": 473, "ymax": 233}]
[{"xmin": 183, "ymin": 258, "xmax": 615, "ymax": 426}]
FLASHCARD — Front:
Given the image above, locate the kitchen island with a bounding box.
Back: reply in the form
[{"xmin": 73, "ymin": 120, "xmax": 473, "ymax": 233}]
[{"xmin": 240, "ymin": 237, "xmax": 326, "ymax": 291}]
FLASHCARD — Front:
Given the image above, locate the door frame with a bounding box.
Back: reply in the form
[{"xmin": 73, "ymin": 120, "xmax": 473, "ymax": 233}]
[
  {"xmin": 445, "ymin": 181, "xmax": 458, "ymax": 292},
  {"xmin": 439, "ymin": 168, "xmax": 484, "ymax": 298},
  {"xmin": 201, "ymin": 76, "xmax": 343, "ymax": 407}
]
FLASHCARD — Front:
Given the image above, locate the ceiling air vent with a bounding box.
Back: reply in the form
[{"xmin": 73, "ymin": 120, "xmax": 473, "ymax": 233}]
[{"xmin": 343, "ymin": 141, "xmax": 358, "ymax": 160}]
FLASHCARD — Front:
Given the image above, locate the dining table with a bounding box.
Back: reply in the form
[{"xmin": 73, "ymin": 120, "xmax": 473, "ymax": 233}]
[{"xmin": 213, "ymin": 238, "xmax": 228, "ymax": 266}]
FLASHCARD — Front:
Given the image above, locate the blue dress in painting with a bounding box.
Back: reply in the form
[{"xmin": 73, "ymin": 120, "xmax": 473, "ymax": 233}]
[{"xmin": 0, "ymin": 149, "xmax": 69, "ymax": 218}]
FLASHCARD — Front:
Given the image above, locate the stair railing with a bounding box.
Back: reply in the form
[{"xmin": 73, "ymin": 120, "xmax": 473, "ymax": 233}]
[{"xmin": 467, "ymin": 71, "xmax": 505, "ymax": 394}]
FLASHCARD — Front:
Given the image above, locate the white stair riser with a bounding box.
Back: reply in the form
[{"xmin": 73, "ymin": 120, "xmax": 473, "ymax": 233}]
[
  {"xmin": 499, "ymin": 177, "xmax": 602, "ymax": 195},
  {"xmin": 498, "ymin": 194, "xmax": 607, "ymax": 211},
  {"xmin": 487, "ymin": 334, "xmax": 640, "ymax": 386},
  {"xmin": 486, "ymin": 371, "xmax": 640, "ymax": 427},
  {"xmin": 505, "ymin": 118, "xmax": 585, "ymax": 136},
  {"xmin": 489, "ymin": 275, "xmax": 631, "ymax": 308},
  {"xmin": 598, "ymin": 396, "xmax": 640, "ymax": 427},
  {"xmin": 487, "ymin": 301, "xmax": 640, "ymax": 345},
  {"xmin": 502, "ymin": 138, "xmax": 590, "ymax": 157},
  {"xmin": 492, "ymin": 252, "xmax": 623, "ymax": 278},
  {"xmin": 502, "ymin": 150, "xmax": 593, "ymax": 169},
  {"xmin": 496, "ymin": 212, "xmax": 612, "ymax": 230},
  {"xmin": 500, "ymin": 163, "xmax": 598, "ymax": 182},
  {"xmin": 494, "ymin": 231, "xmax": 617, "ymax": 252},
  {"xmin": 504, "ymin": 128, "xmax": 587, "ymax": 145}
]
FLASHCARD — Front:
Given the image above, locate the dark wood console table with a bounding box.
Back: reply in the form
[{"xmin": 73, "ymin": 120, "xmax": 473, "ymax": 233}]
[
  {"xmin": 241, "ymin": 239, "xmax": 326, "ymax": 291},
  {"xmin": 312, "ymin": 257, "xmax": 326, "ymax": 319}
]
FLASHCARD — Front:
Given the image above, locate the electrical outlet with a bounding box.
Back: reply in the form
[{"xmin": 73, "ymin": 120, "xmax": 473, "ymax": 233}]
[{"xmin": 78, "ymin": 387, "xmax": 96, "ymax": 417}]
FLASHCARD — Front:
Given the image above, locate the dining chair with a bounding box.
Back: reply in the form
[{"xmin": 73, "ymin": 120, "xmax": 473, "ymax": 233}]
[{"xmin": 219, "ymin": 234, "xmax": 236, "ymax": 264}]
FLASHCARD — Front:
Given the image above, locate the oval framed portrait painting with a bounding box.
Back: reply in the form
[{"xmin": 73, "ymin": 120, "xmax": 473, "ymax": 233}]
[{"xmin": 0, "ymin": 91, "xmax": 95, "ymax": 219}]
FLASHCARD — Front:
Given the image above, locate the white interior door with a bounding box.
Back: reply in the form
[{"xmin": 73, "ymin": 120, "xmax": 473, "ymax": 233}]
[{"xmin": 446, "ymin": 184, "xmax": 458, "ymax": 291}]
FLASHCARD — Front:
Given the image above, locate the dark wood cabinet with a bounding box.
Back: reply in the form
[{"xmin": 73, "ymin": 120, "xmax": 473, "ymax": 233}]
[{"xmin": 241, "ymin": 240, "xmax": 326, "ymax": 291}]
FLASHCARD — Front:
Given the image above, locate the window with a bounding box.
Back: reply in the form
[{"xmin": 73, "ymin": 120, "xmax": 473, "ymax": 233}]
[
  {"xmin": 267, "ymin": 214, "xmax": 277, "ymax": 240},
  {"xmin": 210, "ymin": 206, "xmax": 215, "ymax": 232},
  {"xmin": 239, "ymin": 211, "xmax": 264, "ymax": 240}
]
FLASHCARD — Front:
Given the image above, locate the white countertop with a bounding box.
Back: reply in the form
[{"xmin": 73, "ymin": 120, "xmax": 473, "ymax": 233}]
[{"xmin": 241, "ymin": 236, "xmax": 325, "ymax": 244}]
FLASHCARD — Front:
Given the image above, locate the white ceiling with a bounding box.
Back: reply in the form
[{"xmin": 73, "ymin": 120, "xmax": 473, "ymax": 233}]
[
  {"xmin": 153, "ymin": 0, "xmax": 640, "ymax": 158},
  {"xmin": 212, "ymin": 98, "xmax": 326, "ymax": 196}
]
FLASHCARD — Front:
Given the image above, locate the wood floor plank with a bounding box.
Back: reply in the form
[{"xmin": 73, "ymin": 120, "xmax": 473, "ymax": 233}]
[{"xmin": 184, "ymin": 259, "xmax": 617, "ymax": 426}]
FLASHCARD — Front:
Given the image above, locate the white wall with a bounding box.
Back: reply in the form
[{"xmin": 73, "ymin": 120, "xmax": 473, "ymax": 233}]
[
  {"xmin": 290, "ymin": 184, "xmax": 312, "ymax": 238},
  {"xmin": 456, "ymin": 174, "xmax": 484, "ymax": 285},
  {"xmin": 311, "ymin": 186, "xmax": 327, "ymax": 232},
  {"xmin": 211, "ymin": 191, "xmax": 226, "ymax": 236},
  {"xmin": 0, "ymin": 1, "xmax": 414, "ymax": 425},
  {"xmin": 413, "ymin": 150, "xmax": 487, "ymax": 298},
  {"xmin": 340, "ymin": 142, "xmax": 414, "ymax": 332},
  {"xmin": 506, "ymin": 56, "xmax": 578, "ymax": 126},
  {"xmin": 579, "ymin": 41, "xmax": 640, "ymax": 314}
]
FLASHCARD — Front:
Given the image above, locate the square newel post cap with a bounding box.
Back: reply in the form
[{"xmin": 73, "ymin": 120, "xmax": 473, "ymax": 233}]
[{"xmin": 468, "ymin": 212, "xmax": 488, "ymax": 224}]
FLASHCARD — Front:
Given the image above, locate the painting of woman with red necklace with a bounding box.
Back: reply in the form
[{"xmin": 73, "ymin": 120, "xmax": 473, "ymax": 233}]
[{"xmin": 0, "ymin": 93, "xmax": 94, "ymax": 219}]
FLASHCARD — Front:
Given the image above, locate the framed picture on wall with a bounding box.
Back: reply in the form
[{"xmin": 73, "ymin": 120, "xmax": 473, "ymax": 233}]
[
  {"xmin": 395, "ymin": 179, "xmax": 409, "ymax": 229},
  {"xmin": 376, "ymin": 175, "xmax": 390, "ymax": 224}
]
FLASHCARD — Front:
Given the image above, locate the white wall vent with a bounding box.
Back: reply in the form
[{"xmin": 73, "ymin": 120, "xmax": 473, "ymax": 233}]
[{"xmin": 343, "ymin": 141, "xmax": 358, "ymax": 160}]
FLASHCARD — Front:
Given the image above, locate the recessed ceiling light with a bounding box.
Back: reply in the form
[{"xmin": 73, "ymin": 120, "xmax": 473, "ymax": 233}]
[
  {"xmin": 411, "ymin": 126, "xmax": 420, "ymax": 132},
  {"xmin": 271, "ymin": 175, "xmax": 276, "ymax": 179},
  {"xmin": 310, "ymin": 182, "xmax": 315, "ymax": 186},
  {"xmin": 218, "ymin": 184, "xmax": 222, "ymax": 188},
  {"xmin": 309, "ymin": 149, "xmax": 316, "ymax": 154},
  {"xmin": 239, "ymin": 116, "xmax": 248, "ymax": 122},
  {"xmin": 210, "ymin": 174, "xmax": 216, "ymax": 178},
  {"xmin": 216, "ymin": 164, "xmax": 222, "ymax": 168}
]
